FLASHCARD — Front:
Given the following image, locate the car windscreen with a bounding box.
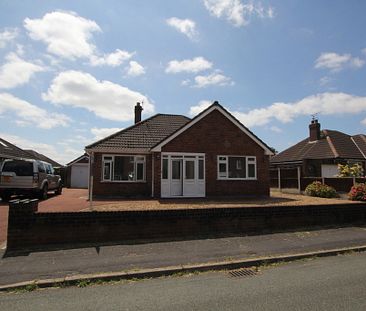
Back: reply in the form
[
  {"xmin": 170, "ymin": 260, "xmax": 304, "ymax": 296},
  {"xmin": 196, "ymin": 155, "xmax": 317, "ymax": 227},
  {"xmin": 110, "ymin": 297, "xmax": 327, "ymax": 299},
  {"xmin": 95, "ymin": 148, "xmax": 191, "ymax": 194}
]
[{"xmin": 2, "ymin": 161, "xmax": 33, "ymax": 176}]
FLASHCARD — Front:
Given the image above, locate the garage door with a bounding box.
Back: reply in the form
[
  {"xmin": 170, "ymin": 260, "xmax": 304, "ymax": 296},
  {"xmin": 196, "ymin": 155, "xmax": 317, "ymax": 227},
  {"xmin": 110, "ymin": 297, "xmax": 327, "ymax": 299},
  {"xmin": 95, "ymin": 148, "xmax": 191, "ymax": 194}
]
[{"xmin": 71, "ymin": 164, "xmax": 89, "ymax": 188}]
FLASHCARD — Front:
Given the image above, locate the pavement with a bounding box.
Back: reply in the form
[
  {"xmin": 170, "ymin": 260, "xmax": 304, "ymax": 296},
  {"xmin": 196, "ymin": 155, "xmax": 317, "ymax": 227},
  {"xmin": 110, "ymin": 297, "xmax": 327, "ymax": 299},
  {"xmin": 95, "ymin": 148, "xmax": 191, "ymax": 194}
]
[{"xmin": 1, "ymin": 226, "xmax": 366, "ymax": 290}]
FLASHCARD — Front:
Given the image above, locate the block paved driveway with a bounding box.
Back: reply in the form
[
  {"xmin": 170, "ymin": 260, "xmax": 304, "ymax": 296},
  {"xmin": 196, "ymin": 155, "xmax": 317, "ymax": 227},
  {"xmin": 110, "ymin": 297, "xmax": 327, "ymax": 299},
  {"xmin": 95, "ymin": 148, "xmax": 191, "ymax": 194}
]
[{"xmin": 0, "ymin": 188, "xmax": 110, "ymax": 245}]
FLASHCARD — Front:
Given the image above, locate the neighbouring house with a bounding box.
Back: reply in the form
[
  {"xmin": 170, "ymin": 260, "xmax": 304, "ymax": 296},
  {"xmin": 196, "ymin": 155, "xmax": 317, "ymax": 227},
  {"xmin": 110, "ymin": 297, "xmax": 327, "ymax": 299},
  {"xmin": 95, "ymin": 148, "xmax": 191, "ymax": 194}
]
[
  {"xmin": 270, "ymin": 119, "xmax": 366, "ymax": 189},
  {"xmin": 65, "ymin": 154, "xmax": 89, "ymax": 188},
  {"xmin": 24, "ymin": 149, "xmax": 63, "ymax": 168},
  {"xmin": 0, "ymin": 137, "xmax": 33, "ymax": 165},
  {"xmin": 85, "ymin": 101, "xmax": 273, "ymax": 199}
]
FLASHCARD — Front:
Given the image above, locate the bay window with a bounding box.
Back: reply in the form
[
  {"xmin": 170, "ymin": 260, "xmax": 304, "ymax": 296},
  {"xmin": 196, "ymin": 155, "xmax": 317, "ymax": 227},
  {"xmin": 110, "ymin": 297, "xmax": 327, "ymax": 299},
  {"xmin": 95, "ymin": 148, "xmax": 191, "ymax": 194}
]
[
  {"xmin": 217, "ymin": 156, "xmax": 256, "ymax": 180},
  {"xmin": 102, "ymin": 155, "xmax": 145, "ymax": 182}
]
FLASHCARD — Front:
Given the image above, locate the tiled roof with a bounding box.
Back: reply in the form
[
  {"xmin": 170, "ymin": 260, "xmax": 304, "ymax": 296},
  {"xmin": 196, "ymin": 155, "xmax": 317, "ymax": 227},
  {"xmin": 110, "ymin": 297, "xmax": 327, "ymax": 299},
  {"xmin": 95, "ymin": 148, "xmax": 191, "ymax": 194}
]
[
  {"xmin": 351, "ymin": 134, "xmax": 366, "ymax": 158},
  {"xmin": 271, "ymin": 130, "xmax": 366, "ymax": 164},
  {"xmin": 24, "ymin": 149, "xmax": 63, "ymax": 167},
  {"xmin": 86, "ymin": 114, "xmax": 190, "ymax": 151},
  {"xmin": 66, "ymin": 153, "xmax": 89, "ymax": 166},
  {"xmin": 0, "ymin": 137, "xmax": 33, "ymax": 160}
]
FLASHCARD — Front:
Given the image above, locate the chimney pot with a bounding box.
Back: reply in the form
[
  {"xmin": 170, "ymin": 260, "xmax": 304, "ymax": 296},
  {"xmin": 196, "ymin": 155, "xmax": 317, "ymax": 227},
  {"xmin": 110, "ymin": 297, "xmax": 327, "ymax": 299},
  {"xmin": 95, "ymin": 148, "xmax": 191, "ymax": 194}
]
[{"xmin": 134, "ymin": 102, "xmax": 143, "ymax": 124}]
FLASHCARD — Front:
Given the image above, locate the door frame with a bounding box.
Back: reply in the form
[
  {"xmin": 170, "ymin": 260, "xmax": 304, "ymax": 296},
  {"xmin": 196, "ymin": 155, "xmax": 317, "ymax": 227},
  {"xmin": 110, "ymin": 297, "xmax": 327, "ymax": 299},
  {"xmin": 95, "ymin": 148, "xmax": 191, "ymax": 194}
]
[{"xmin": 160, "ymin": 152, "xmax": 205, "ymax": 198}]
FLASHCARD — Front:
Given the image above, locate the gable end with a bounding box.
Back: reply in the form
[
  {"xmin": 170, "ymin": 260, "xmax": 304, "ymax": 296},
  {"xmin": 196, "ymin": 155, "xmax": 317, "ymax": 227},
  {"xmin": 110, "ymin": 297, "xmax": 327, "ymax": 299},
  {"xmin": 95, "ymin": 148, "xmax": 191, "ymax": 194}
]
[{"xmin": 151, "ymin": 103, "xmax": 273, "ymax": 155}]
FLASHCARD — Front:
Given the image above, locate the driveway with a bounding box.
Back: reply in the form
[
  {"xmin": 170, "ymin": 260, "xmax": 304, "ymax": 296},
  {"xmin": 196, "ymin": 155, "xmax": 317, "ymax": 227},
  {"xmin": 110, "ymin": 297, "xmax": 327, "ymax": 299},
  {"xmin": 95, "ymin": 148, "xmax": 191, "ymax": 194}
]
[{"xmin": 0, "ymin": 189, "xmax": 91, "ymax": 244}]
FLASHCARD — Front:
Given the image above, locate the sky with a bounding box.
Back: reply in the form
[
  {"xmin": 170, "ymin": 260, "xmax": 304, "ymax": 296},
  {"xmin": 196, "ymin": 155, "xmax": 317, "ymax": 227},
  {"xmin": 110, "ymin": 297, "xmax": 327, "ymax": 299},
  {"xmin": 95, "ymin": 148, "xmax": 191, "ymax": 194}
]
[{"xmin": 0, "ymin": 0, "xmax": 366, "ymax": 164}]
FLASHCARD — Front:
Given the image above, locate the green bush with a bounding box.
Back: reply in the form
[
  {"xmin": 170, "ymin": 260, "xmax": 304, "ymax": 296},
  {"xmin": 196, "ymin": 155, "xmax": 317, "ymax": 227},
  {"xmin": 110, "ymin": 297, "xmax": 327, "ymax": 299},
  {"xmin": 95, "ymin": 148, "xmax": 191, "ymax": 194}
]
[
  {"xmin": 348, "ymin": 183, "xmax": 366, "ymax": 201},
  {"xmin": 304, "ymin": 181, "xmax": 338, "ymax": 198}
]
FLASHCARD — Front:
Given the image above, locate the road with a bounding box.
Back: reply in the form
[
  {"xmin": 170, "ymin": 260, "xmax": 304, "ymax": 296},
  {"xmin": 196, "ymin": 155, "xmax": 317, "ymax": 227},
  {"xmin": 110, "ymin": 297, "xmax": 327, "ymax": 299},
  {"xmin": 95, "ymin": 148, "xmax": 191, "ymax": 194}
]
[{"xmin": 1, "ymin": 252, "xmax": 365, "ymax": 310}]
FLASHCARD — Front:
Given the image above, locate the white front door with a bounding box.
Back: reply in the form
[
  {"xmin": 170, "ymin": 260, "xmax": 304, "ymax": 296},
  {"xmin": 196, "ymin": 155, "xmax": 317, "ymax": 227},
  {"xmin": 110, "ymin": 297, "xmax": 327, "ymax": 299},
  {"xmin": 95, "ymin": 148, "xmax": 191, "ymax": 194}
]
[{"xmin": 161, "ymin": 153, "xmax": 205, "ymax": 198}]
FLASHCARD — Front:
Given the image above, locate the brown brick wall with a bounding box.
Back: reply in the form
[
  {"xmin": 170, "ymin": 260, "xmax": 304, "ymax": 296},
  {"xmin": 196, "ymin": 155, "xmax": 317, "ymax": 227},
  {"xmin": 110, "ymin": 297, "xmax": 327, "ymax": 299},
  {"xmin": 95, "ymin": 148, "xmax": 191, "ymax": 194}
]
[
  {"xmin": 7, "ymin": 201, "xmax": 366, "ymax": 251},
  {"xmin": 160, "ymin": 109, "xmax": 270, "ymax": 197},
  {"xmin": 92, "ymin": 153, "xmax": 152, "ymax": 197}
]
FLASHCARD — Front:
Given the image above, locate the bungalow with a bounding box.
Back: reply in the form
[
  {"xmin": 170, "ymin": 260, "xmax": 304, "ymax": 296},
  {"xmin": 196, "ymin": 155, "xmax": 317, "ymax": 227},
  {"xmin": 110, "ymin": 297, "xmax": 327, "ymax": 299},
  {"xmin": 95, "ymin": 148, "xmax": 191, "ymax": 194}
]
[
  {"xmin": 271, "ymin": 119, "xmax": 366, "ymax": 178},
  {"xmin": 0, "ymin": 137, "xmax": 33, "ymax": 165},
  {"xmin": 85, "ymin": 101, "xmax": 273, "ymax": 198}
]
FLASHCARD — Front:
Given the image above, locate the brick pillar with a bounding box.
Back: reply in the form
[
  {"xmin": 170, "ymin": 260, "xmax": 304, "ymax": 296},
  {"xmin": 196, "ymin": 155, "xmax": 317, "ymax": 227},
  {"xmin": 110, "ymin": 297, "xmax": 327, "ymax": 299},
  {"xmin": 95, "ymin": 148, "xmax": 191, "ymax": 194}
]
[{"xmin": 7, "ymin": 199, "xmax": 38, "ymax": 250}]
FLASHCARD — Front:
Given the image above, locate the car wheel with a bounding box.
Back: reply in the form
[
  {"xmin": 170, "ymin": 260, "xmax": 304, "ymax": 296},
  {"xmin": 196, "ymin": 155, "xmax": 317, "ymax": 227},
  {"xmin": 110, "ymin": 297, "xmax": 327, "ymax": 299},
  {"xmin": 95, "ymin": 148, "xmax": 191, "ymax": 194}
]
[
  {"xmin": 55, "ymin": 185, "xmax": 62, "ymax": 195},
  {"xmin": 39, "ymin": 184, "xmax": 48, "ymax": 200}
]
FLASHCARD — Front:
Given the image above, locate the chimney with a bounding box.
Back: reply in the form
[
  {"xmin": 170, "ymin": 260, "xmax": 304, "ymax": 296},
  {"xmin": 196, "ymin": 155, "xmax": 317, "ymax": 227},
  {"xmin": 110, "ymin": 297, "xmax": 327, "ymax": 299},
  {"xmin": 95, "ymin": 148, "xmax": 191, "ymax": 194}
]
[
  {"xmin": 309, "ymin": 119, "xmax": 321, "ymax": 141},
  {"xmin": 134, "ymin": 102, "xmax": 143, "ymax": 124}
]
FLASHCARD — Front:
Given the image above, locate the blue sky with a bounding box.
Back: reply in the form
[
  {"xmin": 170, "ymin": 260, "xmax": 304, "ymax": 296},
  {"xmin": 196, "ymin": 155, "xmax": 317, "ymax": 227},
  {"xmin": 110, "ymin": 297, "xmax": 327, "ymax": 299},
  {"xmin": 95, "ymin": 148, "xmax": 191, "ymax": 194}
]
[{"xmin": 0, "ymin": 0, "xmax": 366, "ymax": 164}]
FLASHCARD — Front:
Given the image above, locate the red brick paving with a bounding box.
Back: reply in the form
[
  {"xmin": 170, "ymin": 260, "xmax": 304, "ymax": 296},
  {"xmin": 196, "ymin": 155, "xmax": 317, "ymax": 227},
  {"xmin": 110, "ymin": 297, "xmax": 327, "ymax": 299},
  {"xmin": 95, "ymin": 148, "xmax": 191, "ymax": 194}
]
[
  {"xmin": 0, "ymin": 189, "xmax": 91, "ymax": 244},
  {"xmin": 0, "ymin": 188, "xmax": 133, "ymax": 243}
]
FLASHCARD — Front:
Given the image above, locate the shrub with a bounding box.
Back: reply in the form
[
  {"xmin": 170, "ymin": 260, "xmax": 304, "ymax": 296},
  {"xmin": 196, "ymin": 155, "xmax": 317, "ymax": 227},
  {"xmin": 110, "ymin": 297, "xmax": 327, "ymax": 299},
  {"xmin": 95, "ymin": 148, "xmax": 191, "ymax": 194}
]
[
  {"xmin": 348, "ymin": 183, "xmax": 366, "ymax": 201},
  {"xmin": 337, "ymin": 163, "xmax": 364, "ymax": 177},
  {"xmin": 304, "ymin": 181, "xmax": 338, "ymax": 198}
]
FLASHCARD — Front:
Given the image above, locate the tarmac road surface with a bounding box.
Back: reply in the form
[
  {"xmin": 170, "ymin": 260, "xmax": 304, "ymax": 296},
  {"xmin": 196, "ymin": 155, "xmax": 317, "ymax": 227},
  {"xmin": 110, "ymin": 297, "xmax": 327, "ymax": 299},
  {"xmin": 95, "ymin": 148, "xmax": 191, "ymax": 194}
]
[{"xmin": 1, "ymin": 251, "xmax": 365, "ymax": 310}]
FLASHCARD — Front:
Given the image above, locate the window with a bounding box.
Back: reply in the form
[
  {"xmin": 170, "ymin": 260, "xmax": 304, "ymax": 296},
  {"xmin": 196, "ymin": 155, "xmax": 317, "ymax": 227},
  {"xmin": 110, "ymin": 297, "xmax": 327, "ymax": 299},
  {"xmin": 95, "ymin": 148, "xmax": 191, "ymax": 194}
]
[
  {"xmin": 198, "ymin": 158, "xmax": 204, "ymax": 180},
  {"xmin": 217, "ymin": 156, "xmax": 256, "ymax": 180},
  {"xmin": 102, "ymin": 155, "xmax": 145, "ymax": 182},
  {"xmin": 185, "ymin": 160, "xmax": 195, "ymax": 179},
  {"xmin": 2, "ymin": 160, "xmax": 33, "ymax": 176},
  {"xmin": 172, "ymin": 160, "xmax": 181, "ymax": 180},
  {"xmin": 162, "ymin": 158, "xmax": 168, "ymax": 179},
  {"xmin": 45, "ymin": 164, "xmax": 53, "ymax": 174},
  {"xmin": 37, "ymin": 162, "xmax": 46, "ymax": 173}
]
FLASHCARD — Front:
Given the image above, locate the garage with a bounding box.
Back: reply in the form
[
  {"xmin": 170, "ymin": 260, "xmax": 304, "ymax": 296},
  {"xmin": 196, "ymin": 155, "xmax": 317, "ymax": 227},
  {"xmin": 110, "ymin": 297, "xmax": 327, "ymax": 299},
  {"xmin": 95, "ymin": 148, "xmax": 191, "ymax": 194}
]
[
  {"xmin": 70, "ymin": 164, "xmax": 89, "ymax": 188},
  {"xmin": 66, "ymin": 154, "xmax": 89, "ymax": 189}
]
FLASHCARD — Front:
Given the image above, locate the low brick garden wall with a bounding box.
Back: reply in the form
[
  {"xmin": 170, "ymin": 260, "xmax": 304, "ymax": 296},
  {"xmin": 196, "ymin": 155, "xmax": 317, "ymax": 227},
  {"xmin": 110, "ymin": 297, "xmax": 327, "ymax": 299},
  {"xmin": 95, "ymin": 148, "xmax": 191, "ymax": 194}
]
[{"xmin": 7, "ymin": 199, "xmax": 366, "ymax": 251}]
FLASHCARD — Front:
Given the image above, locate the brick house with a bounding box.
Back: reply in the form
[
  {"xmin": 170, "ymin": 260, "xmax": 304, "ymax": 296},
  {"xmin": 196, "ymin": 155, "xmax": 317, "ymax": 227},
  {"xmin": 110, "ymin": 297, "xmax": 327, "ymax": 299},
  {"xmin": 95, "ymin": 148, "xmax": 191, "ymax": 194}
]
[
  {"xmin": 85, "ymin": 101, "xmax": 273, "ymax": 198},
  {"xmin": 270, "ymin": 119, "xmax": 366, "ymax": 189}
]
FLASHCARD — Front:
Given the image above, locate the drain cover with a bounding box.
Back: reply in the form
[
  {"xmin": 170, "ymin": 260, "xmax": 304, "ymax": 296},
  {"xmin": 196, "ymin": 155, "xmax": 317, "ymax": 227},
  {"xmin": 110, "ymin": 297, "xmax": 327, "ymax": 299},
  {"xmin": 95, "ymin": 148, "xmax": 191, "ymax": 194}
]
[{"xmin": 228, "ymin": 268, "xmax": 258, "ymax": 278}]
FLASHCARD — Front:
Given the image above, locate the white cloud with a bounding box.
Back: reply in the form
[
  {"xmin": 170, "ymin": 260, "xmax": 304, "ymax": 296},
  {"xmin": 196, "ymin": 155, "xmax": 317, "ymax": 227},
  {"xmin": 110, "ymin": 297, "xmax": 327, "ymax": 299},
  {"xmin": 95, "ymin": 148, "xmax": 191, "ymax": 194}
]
[
  {"xmin": 43, "ymin": 70, "xmax": 154, "ymax": 121},
  {"xmin": 0, "ymin": 92, "xmax": 71, "ymax": 129},
  {"xmin": 189, "ymin": 100, "xmax": 212, "ymax": 116},
  {"xmin": 315, "ymin": 52, "xmax": 365, "ymax": 72},
  {"xmin": 361, "ymin": 118, "xmax": 366, "ymax": 126},
  {"xmin": 0, "ymin": 28, "xmax": 18, "ymax": 48},
  {"xmin": 24, "ymin": 11, "xmax": 136, "ymax": 68},
  {"xmin": 126, "ymin": 61, "xmax": 145, "ymax": 76},
  {"xmin": 166, "ymin": 57, "xmax": 213, "ymax": 74},
  {"xmin": 24, "ymin": 11, "xmax": 100, "ymax": 60},
  {"xmin": 203, "ymin": 0, "xmax": 274, "ymax": 27},
  {"xmin": 0, "ymin": 53, "xmax": 46, "ymax": 89},
  {"xmin": 193, "ymin": 71, "xmax": 233, "ymax": 88},
  {"xmin": 89, "ymin": 49, "xmax": 134, "ymax": 67},
  {"xmin": 232, "ymin": 92, "xmax": 366, "ymax": 128},
  {"xmin": 0, "ymin": 132, "xmax": 79, "ymax": 165},
  {"xmin": 181, "ymin": 79, "xmax": 191, "ymax": 86},
  {"xmin": 319, "ymin": 76, "xmax": 333, "ymax": 86},
  {"xmin": 91, "ymin": 127, "xmax": 123, "ymax": 141},
  {"xmin": 269, "ymin": 126, "xmax": 282, "ymax": 133},
  {"xmin": 166, "ymin": 17, "xmax": 198, "ymax": 40}
]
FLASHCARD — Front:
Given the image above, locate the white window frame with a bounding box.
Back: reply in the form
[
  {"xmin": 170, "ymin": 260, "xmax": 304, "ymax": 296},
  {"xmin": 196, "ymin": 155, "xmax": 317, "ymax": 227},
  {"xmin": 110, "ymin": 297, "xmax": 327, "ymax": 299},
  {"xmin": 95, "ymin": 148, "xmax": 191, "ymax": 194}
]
[
  {"xmin": 102, "ymin": 155, "xmax": 146, "ymax": 182},
  {"xmin": 217, "ymin": 155, "xmax": 257, "ymax": 180}
]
